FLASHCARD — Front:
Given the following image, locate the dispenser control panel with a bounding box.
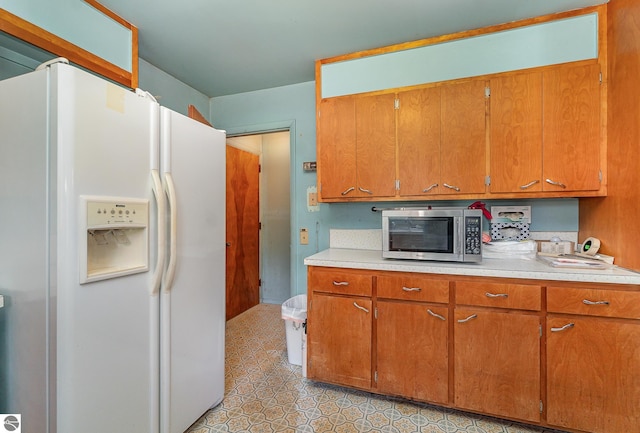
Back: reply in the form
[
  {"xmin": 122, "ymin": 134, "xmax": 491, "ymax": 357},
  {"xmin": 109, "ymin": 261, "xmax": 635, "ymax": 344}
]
[{"xmin": 87, "ymin": 200, "xmax": 148, "ymax": 227}]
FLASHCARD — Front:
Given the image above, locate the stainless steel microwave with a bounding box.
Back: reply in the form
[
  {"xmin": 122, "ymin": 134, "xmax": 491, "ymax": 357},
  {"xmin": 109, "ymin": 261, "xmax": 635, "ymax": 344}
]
[{"xmin": 382, "ymin": 207, "xmax": 483, "ymax": 262}]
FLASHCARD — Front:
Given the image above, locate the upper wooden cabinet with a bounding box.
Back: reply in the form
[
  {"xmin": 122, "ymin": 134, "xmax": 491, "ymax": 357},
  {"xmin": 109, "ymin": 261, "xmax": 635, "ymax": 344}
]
[
  {"xmin": 355, "ymin": 93, "xmax": 396, "ymax": 198},
  {"xmin": 397, "ymin": 80, "xmax": 487, "ymax": 197},
  {"xmin": 316, "ymin": 61, "xmax": 605, "ymax": 202},
  {"xmin": 489, "ymin": 63, "xmax": 603, "ymax": 194},
  {"xmin": 397, "ymin": 86, "xmax": 441, "ymax": 196},
  {"xmin": 317, "ymin": 93, "xmax": 396, "ymax": 200},
  {"xmin": 440, "ymin": 80, "xmax": 488, "ymax": 195},
  {"xmin": 489, "ymin": 71, "xmax": 544, "ymax": 193},
  {"xmin": 317, "ymin": 96, "xmax": 357, "ymax": 199},
  {"xmin": 542, "ymin": 63, "xmax": 602, "ymax": 192}
]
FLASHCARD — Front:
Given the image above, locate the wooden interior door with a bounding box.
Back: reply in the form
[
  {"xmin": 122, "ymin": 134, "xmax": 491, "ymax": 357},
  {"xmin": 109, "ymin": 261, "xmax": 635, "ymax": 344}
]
[{"xmin": 226, "ymin": 145, "xmax": 260, "ymax": 320}]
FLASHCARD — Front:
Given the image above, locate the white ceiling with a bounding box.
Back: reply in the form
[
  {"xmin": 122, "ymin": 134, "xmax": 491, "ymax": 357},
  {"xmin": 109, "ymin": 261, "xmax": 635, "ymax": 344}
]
[{"xmin": 98, "ymin": 0, "xmax": 607, "ymax": 97}]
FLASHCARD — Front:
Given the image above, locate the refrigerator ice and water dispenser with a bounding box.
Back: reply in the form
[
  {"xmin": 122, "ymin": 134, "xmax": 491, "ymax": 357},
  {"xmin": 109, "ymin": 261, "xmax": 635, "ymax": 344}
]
[{"xmin": 79, "ymin": 195, "xmax": 149, "ymax": 284}]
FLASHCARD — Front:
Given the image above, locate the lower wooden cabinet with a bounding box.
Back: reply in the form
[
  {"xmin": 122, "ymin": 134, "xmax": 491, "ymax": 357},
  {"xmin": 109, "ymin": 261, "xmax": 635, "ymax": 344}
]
[
  {"xmin": 454, "ymin": 308, "xmax": 541, "ymax": 422},
  {"xmin": 546, "ymin": 285, "xmax": 640, "ymax": 433},
  {"xmin": 306, "ymin": 266, "xmax": 640, "ymax": 433},
  {"xmin": 546, "ymin": 315, "xmax": 640, "ymax": 433},
  {"xmin": 377, "ymin": 301, "xmax": 448, "ymax": 403},
  {"xmin": 307, "ymin": 293, "xmax": 372, "ymax": 389}
]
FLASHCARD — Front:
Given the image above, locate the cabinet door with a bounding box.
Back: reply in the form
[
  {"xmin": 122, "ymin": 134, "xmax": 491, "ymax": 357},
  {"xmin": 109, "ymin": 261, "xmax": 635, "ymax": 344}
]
[
  {"xmin": 454, "ymin": 308, "xmax": 541, "ymax": 422},
  {"xmin": 355, "ymin": 93, "xmax": 397, "ymax": 198},
  {"xmin": 317, "ymin": 96, "xmax": 357, "ymax": 199},
  {"xmin": 397, "ymin": 87, "xmax": 442, "ymax": 196},
  {"xmin": 490, "ymin": 72, "xmax": 543, "ymax": 193},
  {"xmin": 547, "ymin": 316, "xmax": 640, "ymax": 433},
  {"xmin": 542, "ymin": 63, "xmax": 601, "ymax": 192},
  {"xmin": 307, "ymin": 294, "xmax": 372, "ymax": 389},
  {"xmin": 377, "ymin": 301, "xmax": 449, "ymax": 403},
  {"xmin": 441, "ymin": 80, "xmax": 487, "ymax": 194}
]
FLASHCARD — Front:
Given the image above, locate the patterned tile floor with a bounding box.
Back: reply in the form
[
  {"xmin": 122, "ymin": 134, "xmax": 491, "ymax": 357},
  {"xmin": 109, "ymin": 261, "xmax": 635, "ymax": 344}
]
[{"xmin": 187, "ymin": 303, "xmax": 568, "ymax": 433}]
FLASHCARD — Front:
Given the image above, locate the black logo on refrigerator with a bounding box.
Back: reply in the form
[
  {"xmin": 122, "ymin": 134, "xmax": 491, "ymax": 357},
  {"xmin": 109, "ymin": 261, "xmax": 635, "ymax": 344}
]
[{"xmin": 2, "ymin": 415, "xmax": 20, "ymax": 432}]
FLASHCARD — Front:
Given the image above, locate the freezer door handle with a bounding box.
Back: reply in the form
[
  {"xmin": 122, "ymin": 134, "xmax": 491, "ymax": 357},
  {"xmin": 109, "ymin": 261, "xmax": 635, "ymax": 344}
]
[
  {"xmin": 151, "ymin": 169, "xmax": 166, "ymax": 295},
  {"xmin": 162, "ymin": 172, "xmax": 178, "ymax": 293}
]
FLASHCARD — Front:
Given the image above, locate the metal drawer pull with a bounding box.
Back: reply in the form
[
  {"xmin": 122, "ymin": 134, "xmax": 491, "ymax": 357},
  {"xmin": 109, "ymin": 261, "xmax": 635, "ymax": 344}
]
[
  {"xmin": 427, "ymin": 309, "xmax": 446, "ymax": 321},
  {"xmin": 402, "ymin": 286, "xmax": 422, "ymax": 292},
  {"xmin": 551, "ymin": 323, "xmax": 575, "ymax": 332},
  {"xmin": 353, "ymin": 302, "xmax": 369, "ymax": 313},
  {"xmin": 457, "ymin": 314, "xmax": 477, "ymax": 323},
  {"xmin": 583, "ymin": 299, "xmax": 610, "ymax": 306},
  {"xmin": 358, "ymin": 187, "xmax": 373, "ymax": 195},
  {"xmin": 332, "ymin": 281, "xmax": 349, "ymax": 286},
  {"xmin": 485, "ymin": 292, "xmax": 508, "ymax": 298},
  {"xmin": 422, "ymin": 183, "xmax": 438, "ymax": 193},
  {"xmin": 519, "ymin": 180, "xmax": 540, "ymax": 190},
  {"xmin": 341, "ymin": 186, "xmax": 355, "ymax": 195},
  {"xmin": 545, "ymin": 178, "xmax": 567, "ymax": 189},
  {"xmin": 443, "ymin": 183, "xmax": 460, "ymax": 192}
]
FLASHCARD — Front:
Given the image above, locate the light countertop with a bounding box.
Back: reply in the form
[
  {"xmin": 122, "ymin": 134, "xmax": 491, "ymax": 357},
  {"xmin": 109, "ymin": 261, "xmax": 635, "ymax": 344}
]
[{"xmin": 304, "ymin": 248, "xmax": 640, "ymax": 285}]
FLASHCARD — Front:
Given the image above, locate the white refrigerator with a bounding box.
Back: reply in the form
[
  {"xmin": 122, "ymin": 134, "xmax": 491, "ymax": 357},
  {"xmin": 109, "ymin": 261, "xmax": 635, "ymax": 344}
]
[{"xmin": 0, "ymin": 60, "xmax": 225, "ymax": 433}]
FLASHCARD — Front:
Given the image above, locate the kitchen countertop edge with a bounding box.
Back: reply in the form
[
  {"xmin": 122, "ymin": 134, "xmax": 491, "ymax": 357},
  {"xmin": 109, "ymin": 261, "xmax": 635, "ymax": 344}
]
[{"xmin": 304, "ymin": 248, "xmax": 640, "ymax": 285}]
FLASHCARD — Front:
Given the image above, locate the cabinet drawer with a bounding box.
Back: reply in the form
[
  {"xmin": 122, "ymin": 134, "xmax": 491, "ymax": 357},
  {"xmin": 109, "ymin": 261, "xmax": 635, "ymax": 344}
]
[
  {"xmin": 547, "ymin": 286, "xmax": 640, "ymax": 320},
  {"xmin": 377, "ymin": 275, "xmax": 449, "ymax": 303},
  {"xmin": 308, "ymin": 267, "xmax": 372, "ymax": 297},
  {"xmin": 455, "ymin": 281, "xmax": 541, "ymax": 311}
]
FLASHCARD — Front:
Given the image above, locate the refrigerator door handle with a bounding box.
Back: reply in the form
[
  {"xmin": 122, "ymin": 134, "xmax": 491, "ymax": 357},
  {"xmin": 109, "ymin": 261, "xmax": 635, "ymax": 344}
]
[
  {"xmin": 162, "ymin": 172, "xmax": 178, "ymax": 293},
  {"xmin": 151, "ymin": 169, "xmax": 166, "ymax": 295}
]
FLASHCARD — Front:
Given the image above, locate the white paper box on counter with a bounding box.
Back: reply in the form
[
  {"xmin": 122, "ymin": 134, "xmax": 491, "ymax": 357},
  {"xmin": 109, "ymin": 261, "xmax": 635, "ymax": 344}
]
[{"xmin": 491, "ymin": 206, "xmax": 531, "ymax": 223}]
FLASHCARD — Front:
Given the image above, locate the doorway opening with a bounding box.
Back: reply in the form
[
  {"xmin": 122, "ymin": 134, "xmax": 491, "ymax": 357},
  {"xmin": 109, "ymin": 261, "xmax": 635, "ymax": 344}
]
[{"xmin": 226, "ymin": 131, "xmax": 291, "ymax": 320}]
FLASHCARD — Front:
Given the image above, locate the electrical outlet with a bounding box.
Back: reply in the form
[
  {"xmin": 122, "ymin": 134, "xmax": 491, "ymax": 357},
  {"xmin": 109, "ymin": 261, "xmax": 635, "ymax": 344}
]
[
  {"xmin": 308, "ymin": 192, "xmax": 318, "ymax": 206},
  {"xmin": 300, "ymin": 228, "xmax": 309, "ymax": 245}
]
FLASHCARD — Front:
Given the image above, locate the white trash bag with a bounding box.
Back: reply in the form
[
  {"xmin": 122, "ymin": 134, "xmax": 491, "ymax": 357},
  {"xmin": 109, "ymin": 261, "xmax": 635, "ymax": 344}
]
[{"xmin": 282, "ymin": 294, "xmax": 307, "ymax": 366}]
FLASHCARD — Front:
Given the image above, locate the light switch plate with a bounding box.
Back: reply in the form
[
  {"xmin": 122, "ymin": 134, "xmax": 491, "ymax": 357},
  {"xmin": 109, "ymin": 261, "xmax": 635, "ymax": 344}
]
[{"xmin": 300, "ymin": 228, "xmax": 309, "ymax": 245}]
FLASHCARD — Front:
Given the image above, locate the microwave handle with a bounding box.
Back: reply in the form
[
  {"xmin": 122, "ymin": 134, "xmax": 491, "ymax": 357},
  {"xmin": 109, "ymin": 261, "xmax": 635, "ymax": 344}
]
[{"xmin": 455, "ymin": 217, "xmax": 464, "ymax": 256}]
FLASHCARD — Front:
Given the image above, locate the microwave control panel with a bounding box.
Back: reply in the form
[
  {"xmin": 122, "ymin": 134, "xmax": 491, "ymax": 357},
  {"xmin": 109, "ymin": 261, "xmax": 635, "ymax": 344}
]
[{"xmin": 464, "ymin": 216, "xmax": 482, "ymax": 256}]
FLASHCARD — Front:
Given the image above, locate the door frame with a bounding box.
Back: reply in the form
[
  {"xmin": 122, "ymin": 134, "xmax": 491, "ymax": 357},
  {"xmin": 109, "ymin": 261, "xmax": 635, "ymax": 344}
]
[{"xmin": 226, "ymin": 120, "xmax": 297, "ymax": 301}]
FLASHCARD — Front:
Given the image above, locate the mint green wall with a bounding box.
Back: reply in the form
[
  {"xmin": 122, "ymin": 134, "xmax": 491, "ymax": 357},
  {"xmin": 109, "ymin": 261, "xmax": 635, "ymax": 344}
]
[
  {"xmin": 211, "ymin": 82, "xmax": 578, "ymax": 295},
  {"xmin": 322, "ymin": 13, "xmax": 598, "ymax": 98},
  {"xmin": 0, "ymin": 41, "xmax": 209, "ymax": 118},
  {"xmin": 211, "ymin": 83, "xmax": 579, "ymax": 297},
  {"xmin": 3, "ymin": 0, "xmax": 132, "ymax": 70},
  {"xmin": 211, "ymin": 83, "xmax": 318, "ymax": 297},
  {"xmin": 138, "ymin": 59, "xmax": 210, "ymax": 118}
]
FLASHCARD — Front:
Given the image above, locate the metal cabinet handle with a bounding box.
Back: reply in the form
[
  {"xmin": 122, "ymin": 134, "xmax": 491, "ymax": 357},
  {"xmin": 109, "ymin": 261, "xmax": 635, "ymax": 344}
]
[
  {"xmin": 443, "ymin": 183, "xmax": 460, "ymax": 192},
  {"xmin": 353, "ymin": 302, "xmax": 369, "ymax": 313},
  {"xmin": 485, "ymin": 292, "xmax": 508, "ymax": 298},
  {"xmin": 402, "ymin": 286, "xmax": 421, "ymax": 292},
  {"xmin": 333, "ymin": 281, "xmax": 349, "ymax": 286},
  {"xmin": 427, "ymin": 309, "xmax": 446, "ymax": 321},
  {"xmin": 519, "ymin": 180, "xmax": 540, "ymax": 190},
  {"xmin": 551, "ymin": 323, "xmax": 575, "ymax": 332},
  {"xmin": 457, "ymin": 314, "xmax": 477, "ymax": 323},
  {"xmin": 341, "ymin": 186, "xmax": 355, "ymax": 196},
  {"xmin": 545, "ymin": 178, "xmax": 567, "ymax": 189},
  {"xmin": 422, "ymin": 183, "xmax": 438, "ymax": 193},
  {"xmin": 358, "ymin": 187, "xmax": 373, "ymax": 195},
  {"xmin": 583, "ymin": 299, "xmax": 610, "ymax": 306}
]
